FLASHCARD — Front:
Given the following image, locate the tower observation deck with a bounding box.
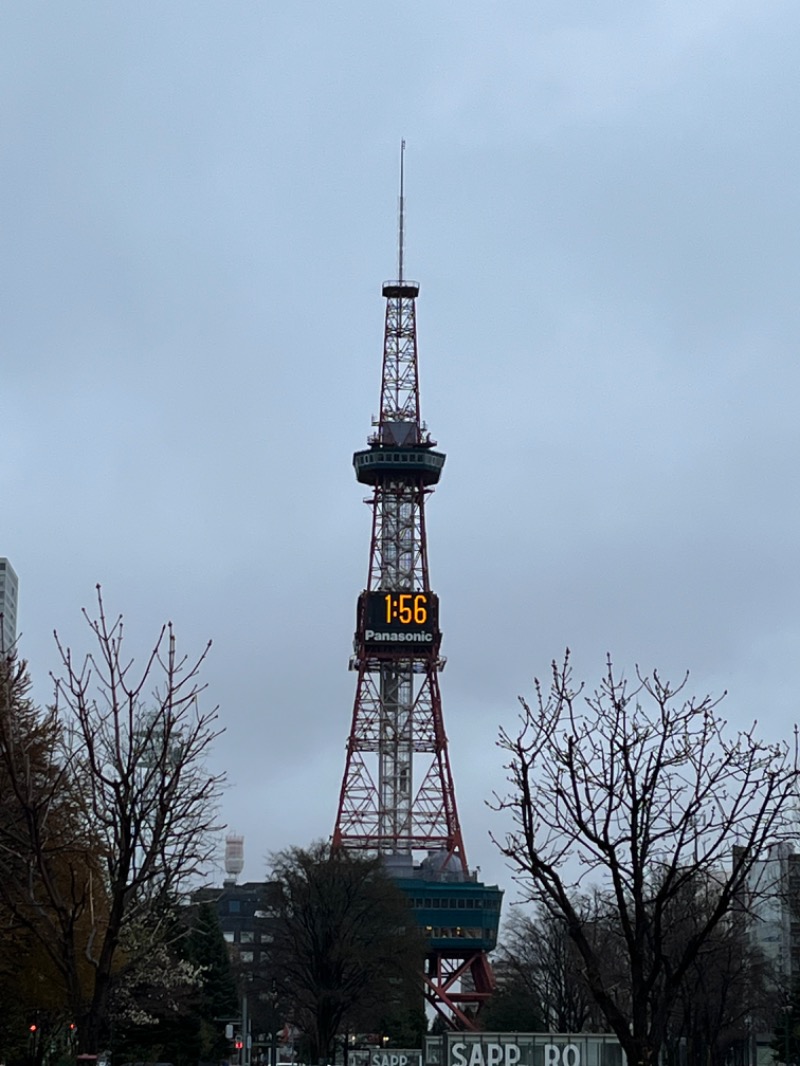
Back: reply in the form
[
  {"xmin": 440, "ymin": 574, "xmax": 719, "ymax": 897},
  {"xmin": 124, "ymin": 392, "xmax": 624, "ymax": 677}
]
[{"xmin": 332, "ymin": 149, "xmax": 502, "ymax": 1029}]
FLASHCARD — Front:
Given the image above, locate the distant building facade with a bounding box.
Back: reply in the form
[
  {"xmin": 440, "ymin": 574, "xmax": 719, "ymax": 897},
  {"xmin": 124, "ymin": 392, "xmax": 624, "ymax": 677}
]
[
  {"xmin": 192, "ymin": 879, "xmax": 284, "ymax": 1059},
  {"xmin": 193, "ymin": 879, "xmax": 280, "ymax": 977},
  {"xmin": 0, "ymin": 558, "xmax": 18, "ymax": 652},
  {"xmin": 743, "ymin": 843, "xmax": 799, "ymax": 982}
]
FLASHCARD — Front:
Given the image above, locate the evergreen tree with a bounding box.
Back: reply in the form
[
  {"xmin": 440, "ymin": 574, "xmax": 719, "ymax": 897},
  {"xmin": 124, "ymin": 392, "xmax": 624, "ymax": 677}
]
[
  {"xmin": 0, "ymin": 645, "xmax": 98, "ymax": 1040},
  {"xmin": 479, "ymin": 981, "xmax": 545, "ymax": 1033},
  {"xmin": 186, "ymin": 901, "xmax": 240, "ymax": 1058},
  {"xmin": 112, "ymin": 900, "xmax": 238, "ymax": 1066}
]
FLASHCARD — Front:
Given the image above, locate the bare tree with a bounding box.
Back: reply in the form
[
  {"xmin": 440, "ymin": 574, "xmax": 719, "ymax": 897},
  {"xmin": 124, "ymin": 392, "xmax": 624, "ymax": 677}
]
[
  {"xmin": 493, "ymin": 653, "xmax": 799, "ymax": 1066},
  {"xmin": 266, "ymin": 842, "xmax": 425, "ymax": 1065},
  {"xmin": 0, "ymin": 589, "xmax": 224, "ymax": 1054},
  {"xmin": 667, "ymin": 910, "xmax": 773, "ymax": 1066},
  {"xmin": 492, "ymin": 904, "xmax": 600, "ymax": 1032}
]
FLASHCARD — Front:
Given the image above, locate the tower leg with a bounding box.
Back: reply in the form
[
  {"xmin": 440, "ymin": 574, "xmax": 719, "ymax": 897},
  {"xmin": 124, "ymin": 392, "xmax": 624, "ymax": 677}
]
[{"xmin": 424, "ymin": 950, "xmax": 497, "ymax": 1030}]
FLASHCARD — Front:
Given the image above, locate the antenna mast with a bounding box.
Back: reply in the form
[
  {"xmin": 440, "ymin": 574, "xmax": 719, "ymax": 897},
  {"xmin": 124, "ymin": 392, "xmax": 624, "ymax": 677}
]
[{"xmin": 398, "ymin": 139, "xmax": 405, "ymax": 285}]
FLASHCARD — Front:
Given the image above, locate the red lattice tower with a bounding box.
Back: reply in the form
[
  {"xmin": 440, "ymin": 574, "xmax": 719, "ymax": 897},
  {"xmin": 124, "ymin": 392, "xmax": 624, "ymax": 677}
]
[{"xmin": 333, "ymin": 148, "xmax": 500, "ymax": 1028}]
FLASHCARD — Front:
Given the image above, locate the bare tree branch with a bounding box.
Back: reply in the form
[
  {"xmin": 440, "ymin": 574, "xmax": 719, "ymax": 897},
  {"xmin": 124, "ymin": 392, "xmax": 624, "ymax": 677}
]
[
  {"xmin": 491, "ymin": 651, "xmax": 799, "ymax": 1066},
  {"xmin": 0, "ymin": 588, "xmax": 225, "ymax": 1055}
]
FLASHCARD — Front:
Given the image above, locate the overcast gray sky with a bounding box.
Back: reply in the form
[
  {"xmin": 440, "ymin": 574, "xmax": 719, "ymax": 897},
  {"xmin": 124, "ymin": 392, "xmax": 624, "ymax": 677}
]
[{"xmin": 3, "ymin": 1, "xmax": 800, "ymax": 897}]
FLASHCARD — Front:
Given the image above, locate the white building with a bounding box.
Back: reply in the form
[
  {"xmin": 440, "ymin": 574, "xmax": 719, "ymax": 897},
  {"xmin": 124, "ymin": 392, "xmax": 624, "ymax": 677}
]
[{"xmin": 0, "ymin": 557, "xmax": 18, "ymax": 652}]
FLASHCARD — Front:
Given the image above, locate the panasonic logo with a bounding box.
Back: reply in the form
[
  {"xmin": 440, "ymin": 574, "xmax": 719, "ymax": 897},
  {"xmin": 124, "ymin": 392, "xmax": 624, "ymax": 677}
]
[{"xmin": 365, "ymin": 629, "xmax": 434, "ymax": 643}]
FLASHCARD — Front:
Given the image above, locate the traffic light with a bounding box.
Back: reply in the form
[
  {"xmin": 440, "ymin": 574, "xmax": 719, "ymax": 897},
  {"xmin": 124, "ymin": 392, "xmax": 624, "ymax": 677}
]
[
  {"xmin": 29, "ymin": 1024, "xmax": 37, "ymax": 1033},
  {"xmin": 235, "ymin": 1040, "xmax": 244, "ymax": 1050}
]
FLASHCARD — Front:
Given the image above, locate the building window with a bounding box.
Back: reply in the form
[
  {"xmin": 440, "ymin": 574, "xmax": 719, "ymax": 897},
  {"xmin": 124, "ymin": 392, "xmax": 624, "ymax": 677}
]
[
  {"xmin": 223, "ymin": 931, "xmax": 234, "ymax": 943},
  {"xmin": 240, "ymin": 951, "xmax": 254, "ymax": 964}
]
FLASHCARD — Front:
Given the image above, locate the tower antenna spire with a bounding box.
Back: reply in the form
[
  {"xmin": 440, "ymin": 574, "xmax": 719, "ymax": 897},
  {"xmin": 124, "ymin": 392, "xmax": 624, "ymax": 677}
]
[{"xmin": 398, "ymin": 138, "xmax": 405, "ymax": 284}]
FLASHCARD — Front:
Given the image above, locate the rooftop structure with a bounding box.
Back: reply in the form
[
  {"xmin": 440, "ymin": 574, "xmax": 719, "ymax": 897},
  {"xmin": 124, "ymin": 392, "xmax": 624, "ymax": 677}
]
[{"xmin": 0, "ymin": 558, "xmax": 18, "ymax": 652}]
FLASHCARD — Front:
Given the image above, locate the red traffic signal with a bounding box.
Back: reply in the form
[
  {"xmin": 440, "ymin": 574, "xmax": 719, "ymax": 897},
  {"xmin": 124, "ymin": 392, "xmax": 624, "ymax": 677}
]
[
  {"xmin": 235, "ymin": 1041, "xmax": 244, "ymax": 1050},
  {"xmin": 29, "ymin": 1024, "xmax": 37, "ymax": 1033}
]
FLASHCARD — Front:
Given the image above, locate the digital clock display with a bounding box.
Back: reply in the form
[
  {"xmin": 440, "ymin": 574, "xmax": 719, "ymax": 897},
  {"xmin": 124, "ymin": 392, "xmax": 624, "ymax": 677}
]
[
  {"xmin": 381, "ymin": 592, "xmax": 429, "ymax": 624},
  {"xmin": 359, "ymin": 590, "xmax": 440, "ymax": 652}
]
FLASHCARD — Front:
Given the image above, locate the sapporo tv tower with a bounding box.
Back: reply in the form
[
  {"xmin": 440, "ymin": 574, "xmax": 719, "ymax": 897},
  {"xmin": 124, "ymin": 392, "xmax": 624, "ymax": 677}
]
[{"xmin": 332, "ymin": 146, "xmax": 502, "ymax": 1029}]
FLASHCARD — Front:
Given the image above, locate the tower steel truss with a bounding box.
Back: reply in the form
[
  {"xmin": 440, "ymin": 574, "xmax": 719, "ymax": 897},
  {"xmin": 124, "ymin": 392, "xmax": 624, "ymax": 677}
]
[
  {"xmin": 334, "ymin": 277, "xmax": 465, "ymax": 864},
  {"xmin": 333, "ymin": 185, "xmax": 500, "ymax": 1026}
]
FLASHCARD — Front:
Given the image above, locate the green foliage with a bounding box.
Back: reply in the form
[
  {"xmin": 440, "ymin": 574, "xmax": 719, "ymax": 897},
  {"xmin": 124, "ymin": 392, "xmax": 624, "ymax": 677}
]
[
  {"xmin": 0, "ymin": 646, "xmax": 96, "ymax": 1055},
  {"xmin": 186, "ymin": 899, "xmax": 240, "ymax": 1023},
  {"xmin": 378, "ymin": 1003, "xmax": 428, "ymax": 1048},
  {"xmin": 480, "ymin": 981, "xmax": 545, "ymax": 1032},
  {"xmin": 185, "ymin": 902, "xmax": 240, "ymax": 1055},
  {"xmin": 771, "ymin": 986, "xmax": 800, "ymax": 1066},
  {"xmin": 112, "ymin": 900, "xmax": 238, "ymax": 1065}
]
